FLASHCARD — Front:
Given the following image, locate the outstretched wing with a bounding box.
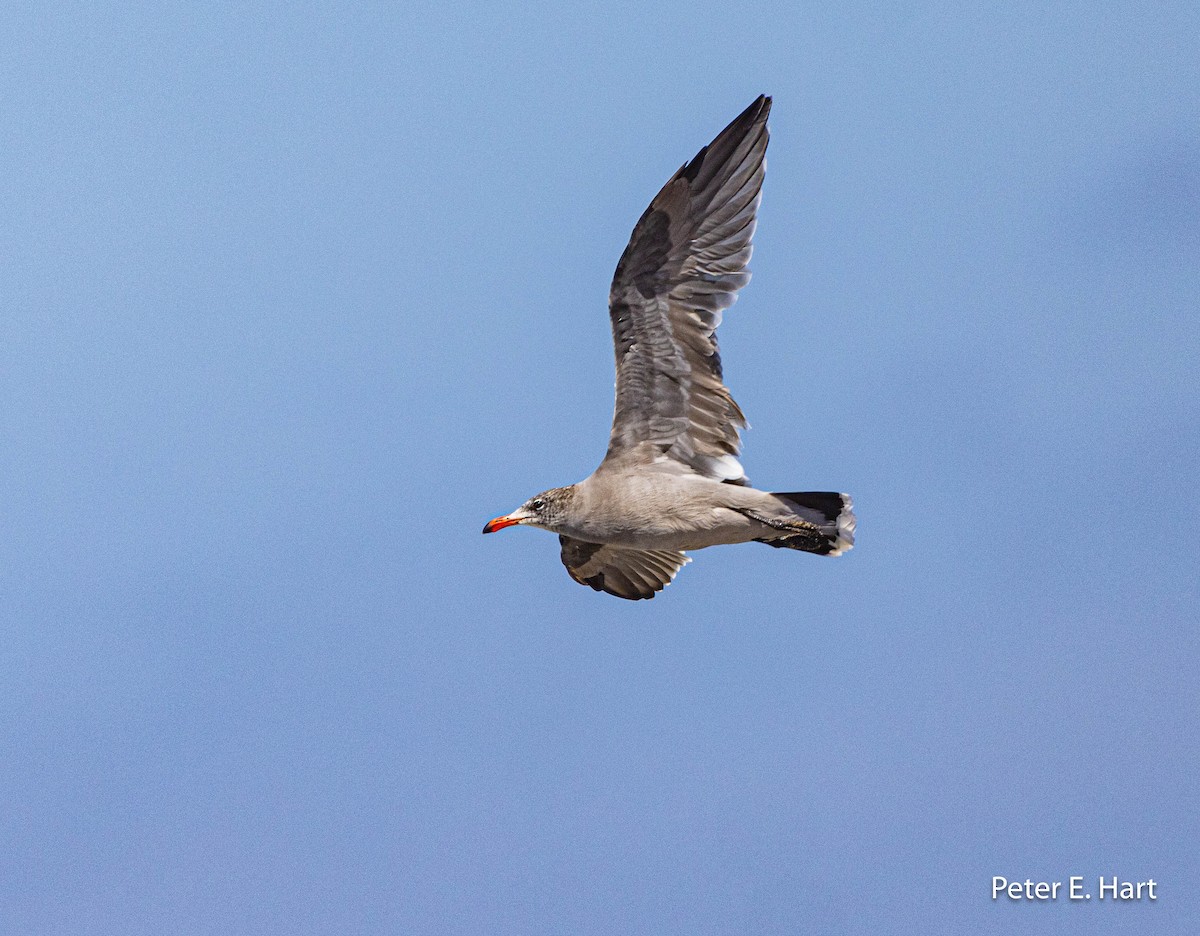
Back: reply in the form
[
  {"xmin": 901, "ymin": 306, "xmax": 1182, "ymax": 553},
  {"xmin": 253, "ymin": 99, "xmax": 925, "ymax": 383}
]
[
  {"xmin": 559, "ymin": 536, "xmax": 689, "ymax": 601},
  {"xmin": 601, "ymin": 95, "xmax": 770, "ymax": 485}
]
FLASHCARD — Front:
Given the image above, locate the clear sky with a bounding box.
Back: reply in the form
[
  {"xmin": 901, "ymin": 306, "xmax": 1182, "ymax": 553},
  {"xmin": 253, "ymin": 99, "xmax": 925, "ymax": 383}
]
[{"xmin": 4, "ymin": 3, "xmax": 1198, "ymax": 934}]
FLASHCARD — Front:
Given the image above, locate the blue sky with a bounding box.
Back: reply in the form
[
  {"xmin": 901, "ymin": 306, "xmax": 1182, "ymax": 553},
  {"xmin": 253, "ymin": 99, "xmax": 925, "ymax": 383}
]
[{"xmin": 3, "ymin": 3, "xmax": 1198, "ymax": 933}]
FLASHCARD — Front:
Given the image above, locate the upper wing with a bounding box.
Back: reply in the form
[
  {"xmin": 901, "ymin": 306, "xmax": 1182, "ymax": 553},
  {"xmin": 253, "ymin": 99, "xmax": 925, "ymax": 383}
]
[
  {"xmin": 601, "ymin": 95, "xmax": 770, "ymax": 484},
  {"xmin": 559, "ymin": 536, "xmax": 689, "ymax": 601}
]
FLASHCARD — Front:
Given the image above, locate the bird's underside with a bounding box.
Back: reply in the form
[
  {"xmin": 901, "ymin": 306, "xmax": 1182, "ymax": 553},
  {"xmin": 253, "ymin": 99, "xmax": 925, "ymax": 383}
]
[
  {"xmin": 556, "ymin": 487, "xmax": 855, "ymax": 600},
  {"xmin": 483, "ymin": 95, "xmax": 856, "ymax": 600}
]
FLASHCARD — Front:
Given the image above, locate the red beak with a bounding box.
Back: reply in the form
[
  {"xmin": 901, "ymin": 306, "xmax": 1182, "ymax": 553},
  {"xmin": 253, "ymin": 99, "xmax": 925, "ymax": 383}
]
[{"xmin": 482, "ymin": 514, "xmax": 522, "ymax": 534}]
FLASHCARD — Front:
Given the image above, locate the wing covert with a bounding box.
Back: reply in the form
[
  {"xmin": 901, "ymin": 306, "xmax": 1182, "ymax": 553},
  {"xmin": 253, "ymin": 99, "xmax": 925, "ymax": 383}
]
[{"xmin": 602, "ymin": 95, "xmax": 771, "ymax": 484}]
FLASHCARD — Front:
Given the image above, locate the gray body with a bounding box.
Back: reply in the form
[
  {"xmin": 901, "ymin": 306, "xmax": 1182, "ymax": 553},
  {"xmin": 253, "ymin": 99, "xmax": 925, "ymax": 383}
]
[{"xmin": 565, "ymin": 465, "xmax": 836, "ymax": 552}]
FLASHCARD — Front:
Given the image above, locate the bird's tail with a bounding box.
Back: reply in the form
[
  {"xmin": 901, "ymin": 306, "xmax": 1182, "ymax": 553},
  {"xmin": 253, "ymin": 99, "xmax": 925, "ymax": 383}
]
[{"xmin": 758, "ymin": 492, "xmax": 856, "ymax": 556}]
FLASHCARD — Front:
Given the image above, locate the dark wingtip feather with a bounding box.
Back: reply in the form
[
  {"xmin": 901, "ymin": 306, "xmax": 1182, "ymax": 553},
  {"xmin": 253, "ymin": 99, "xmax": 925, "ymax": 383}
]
[{"xmin": 679, "ymin": 95, "xmax": 771, "ymax": 183}]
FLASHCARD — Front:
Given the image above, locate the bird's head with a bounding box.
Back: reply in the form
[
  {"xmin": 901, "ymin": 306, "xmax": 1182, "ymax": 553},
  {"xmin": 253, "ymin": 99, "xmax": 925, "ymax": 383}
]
[{"xmin": 482, "ymin": 486, "xmax": 576, "ymax": 534}]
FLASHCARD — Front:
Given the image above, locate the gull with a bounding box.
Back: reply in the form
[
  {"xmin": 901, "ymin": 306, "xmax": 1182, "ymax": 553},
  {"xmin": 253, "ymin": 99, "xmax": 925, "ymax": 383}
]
[{"xmin": 484, "ymin": 95, "xmax": 854, "ymax": 600}]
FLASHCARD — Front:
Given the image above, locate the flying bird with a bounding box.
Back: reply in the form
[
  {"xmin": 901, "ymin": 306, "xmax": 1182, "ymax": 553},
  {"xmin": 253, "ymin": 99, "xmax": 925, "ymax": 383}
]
[{"xmin": 484, "ymin": 95, "xmax": 854, "ymax": 600}]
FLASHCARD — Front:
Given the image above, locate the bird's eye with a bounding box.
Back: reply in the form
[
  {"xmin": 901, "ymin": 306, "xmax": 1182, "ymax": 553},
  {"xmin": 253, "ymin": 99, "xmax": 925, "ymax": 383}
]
[{"xmin": 531, "ymin": 498, "xmax": 545, "ymax": 510}]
